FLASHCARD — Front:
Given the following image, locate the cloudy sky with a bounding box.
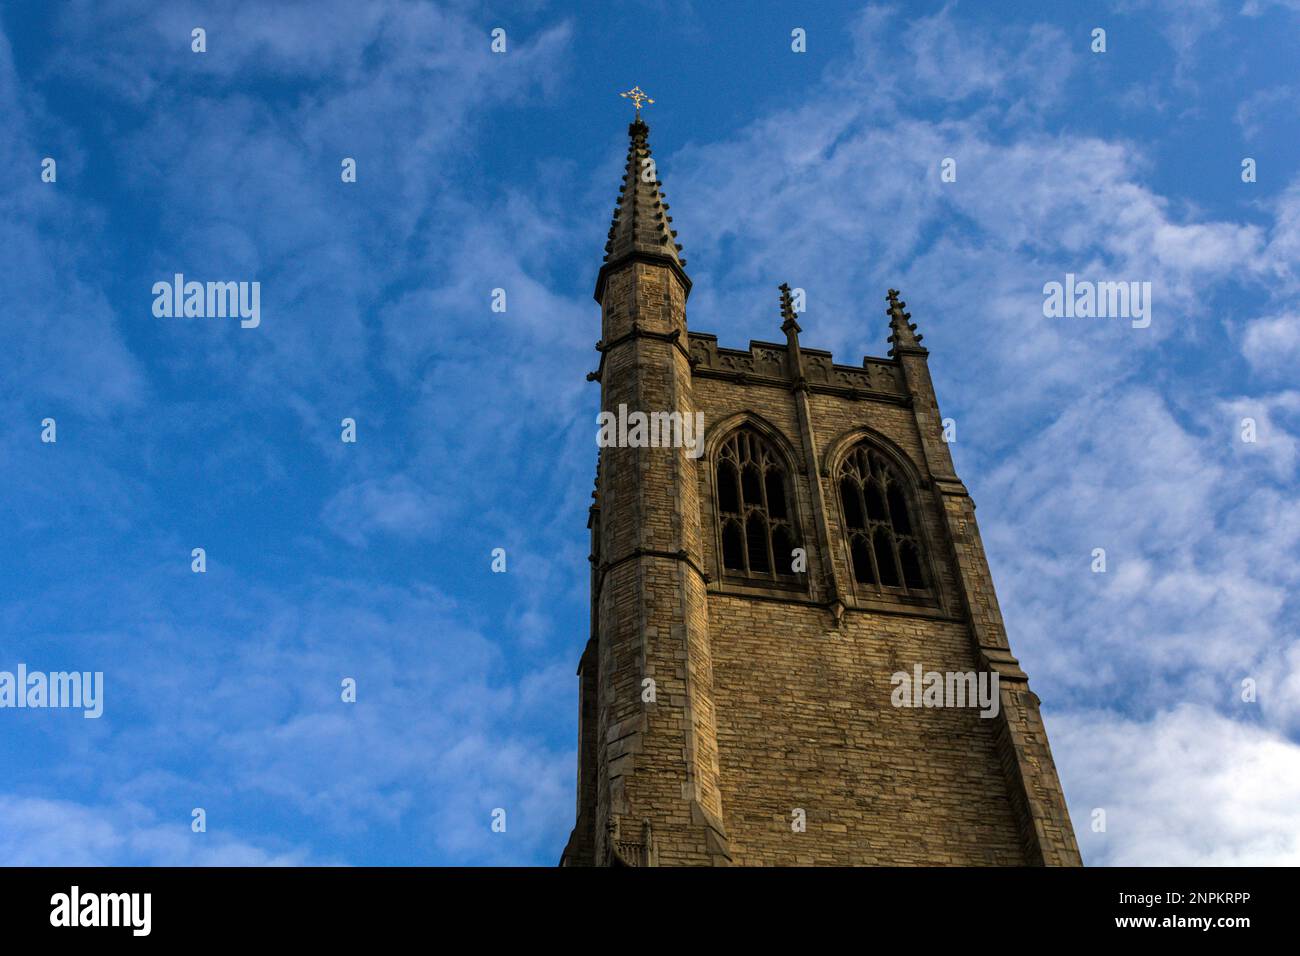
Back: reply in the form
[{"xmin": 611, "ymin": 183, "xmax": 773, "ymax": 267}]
[{"xmin": 1, "ymin": 0, "xmax": 1297, "ymax": 865}]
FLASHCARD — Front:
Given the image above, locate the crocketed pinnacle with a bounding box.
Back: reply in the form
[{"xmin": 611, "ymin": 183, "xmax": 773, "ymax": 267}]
[
  {"xmin": 886, "ymin": 288, "xmax": 926, "ymax": 357},
  {"xmin": 595, "ymin": 119, "xmax": 691, "ymax": 301},
  {"xmin": 779, "ymin": 282, "xmax": 801, "ymax": 336}
]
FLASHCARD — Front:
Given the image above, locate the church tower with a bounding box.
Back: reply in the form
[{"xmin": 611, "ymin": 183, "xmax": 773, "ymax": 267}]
[{"xmin": 561, "ymin": 105, "xmax": 1081, "ymax": 867}]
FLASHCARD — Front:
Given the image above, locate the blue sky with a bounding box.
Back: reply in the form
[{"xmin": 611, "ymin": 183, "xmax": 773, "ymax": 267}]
[{"xmin": 1, "ymin": 0, "xmax": 1298, "ymax": 865}]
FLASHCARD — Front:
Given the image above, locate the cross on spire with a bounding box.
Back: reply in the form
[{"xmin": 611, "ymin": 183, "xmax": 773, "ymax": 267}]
[{"xmin": 619, "ymin": 85, "xmax": 654, "ymax": 119}]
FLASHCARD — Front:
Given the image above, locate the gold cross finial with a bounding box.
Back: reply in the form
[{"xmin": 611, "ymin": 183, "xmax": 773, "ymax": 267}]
[{"xmin": 619, "ymin": 85, "xmax": 654, "ymax": 118}]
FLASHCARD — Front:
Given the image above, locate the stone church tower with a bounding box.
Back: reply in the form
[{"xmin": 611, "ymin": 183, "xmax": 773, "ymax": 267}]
[{"xmin": 560, "ymin": 114, "xmax": 1081, "ymax": 867}]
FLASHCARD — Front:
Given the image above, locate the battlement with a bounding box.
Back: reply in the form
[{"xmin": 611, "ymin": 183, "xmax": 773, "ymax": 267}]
[{"xmin": 687, "ymin": 331, "xmax": 906, "ymax": 400}]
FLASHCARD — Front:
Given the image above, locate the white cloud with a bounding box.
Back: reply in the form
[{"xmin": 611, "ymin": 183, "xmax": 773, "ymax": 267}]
[
  {"xmin": 1235, "ymin": 85, "xmax": 1298, "ymax": 139},
  {"xmin": 322, "ymin": 473, "xmax": 447, "ymax": 547},
  {"xmin": 0, "ymin": 796, "xmax": 316, "ymax": 866},
  {"xmin": 1056, "ymin": 705, "xmax": 1300, "ymax": 865},
  {"xmin": 1242, "ymin": 312, "xmax": 1300, "ymax": 372}
]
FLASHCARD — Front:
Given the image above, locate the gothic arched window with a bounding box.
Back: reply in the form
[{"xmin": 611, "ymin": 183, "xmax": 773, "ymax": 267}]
[
  {"xmin": 837, "ymin": 445, "xmax": 928, "ymax": 593},
  {"xmin": 716, "ymin": 429, "xmax": 798, "ymax": 580}
]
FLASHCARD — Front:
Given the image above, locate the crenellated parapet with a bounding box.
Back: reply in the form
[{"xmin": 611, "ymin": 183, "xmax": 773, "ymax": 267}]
[{"xmin": 687, "ymin": 332, "xmax": 906, "ymax": 401}]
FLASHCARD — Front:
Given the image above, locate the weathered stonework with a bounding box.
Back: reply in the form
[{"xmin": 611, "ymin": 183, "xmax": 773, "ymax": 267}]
[{"xmin": 560, "ymin": 120, "xmax": 1081, "ymax": 867}]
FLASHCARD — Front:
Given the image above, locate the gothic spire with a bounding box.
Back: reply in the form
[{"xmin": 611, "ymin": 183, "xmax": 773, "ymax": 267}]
[
  {"xmin": 886, "ymin": 288, "xmax": 926, "ymax": 357},
  {"xmin": 594, "ymin": 118, "xmax": 691, "ymax": 302}
]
